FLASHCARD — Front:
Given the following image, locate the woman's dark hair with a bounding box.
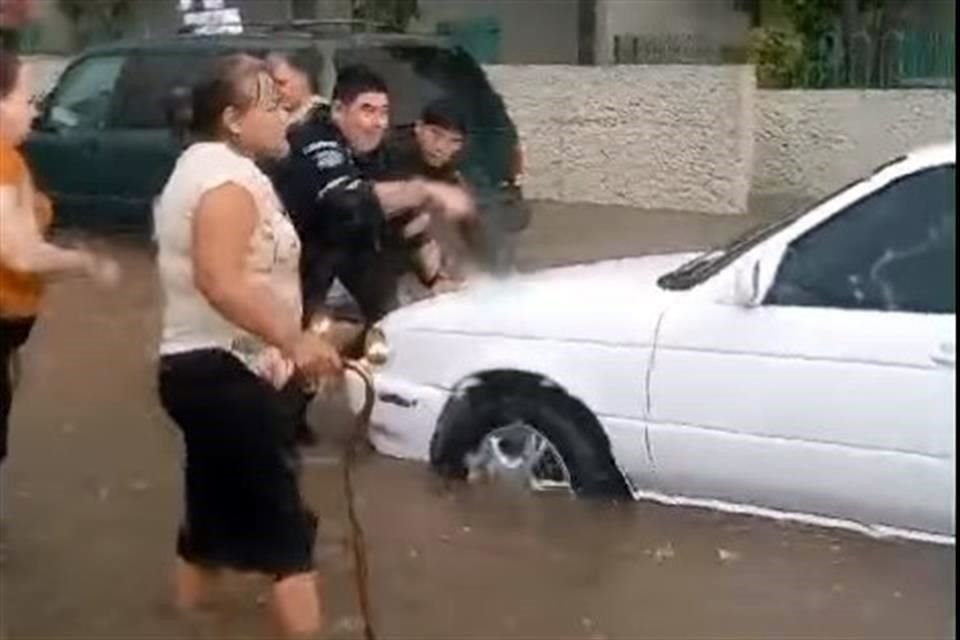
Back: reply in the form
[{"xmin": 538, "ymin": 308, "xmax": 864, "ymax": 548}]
[
  {"xmin": 266, "ymin": 49, "xmax": 320, "ymax": 94},
  {"xmin": 332, "ymin": 64, "xmax": 388, "ymax": 106},
  {"xmin": 189, "ymin": 53, "xmax": 270, "ymax": 139},
  {"xmin": 0, "ymin": 47, "xmax": 22, "ymax": 100}
]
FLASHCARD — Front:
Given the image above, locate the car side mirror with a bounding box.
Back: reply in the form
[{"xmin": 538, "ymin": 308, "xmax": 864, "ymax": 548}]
[
  {"xmin": 729, "ymin": 259, "xmax": 763, "ymax": 308},
  {"xmin": 31, "ymin": 94, "xmax": 54, "ymax": 131}
]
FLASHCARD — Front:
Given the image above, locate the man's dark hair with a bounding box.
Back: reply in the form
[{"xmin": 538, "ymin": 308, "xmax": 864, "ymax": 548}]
[
  {"xmin": 420, "ymin": 97, "xmax": 466, "ymax": 134},
  {"xmin": 332, "ymin": 65, "xmax": 388, "ymax": 106}
]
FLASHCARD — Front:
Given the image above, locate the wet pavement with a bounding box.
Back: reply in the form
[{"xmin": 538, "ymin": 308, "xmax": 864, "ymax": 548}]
[{"xmin": 1, "ymin": 203, "xmax": 955, "ymax": 639}]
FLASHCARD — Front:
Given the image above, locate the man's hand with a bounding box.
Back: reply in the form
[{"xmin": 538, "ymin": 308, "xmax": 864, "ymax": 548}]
[
  {"xmin": 425, "ymin": 182, "xmax": 474, "ymax": 221},
  {"xmin": 431, "ymin": 273, "xmax": 463, "ymax": 295},
  {"xmin": 414, "ymin": 238, "xmax": 443, "ymax": 286},
  {"xmin": 402, "ymin": 212, "xmax": 432, "ymax": 239},
  {"xmin": 86, "ymin": 254, "xmax": 121, "ymax": 288}
]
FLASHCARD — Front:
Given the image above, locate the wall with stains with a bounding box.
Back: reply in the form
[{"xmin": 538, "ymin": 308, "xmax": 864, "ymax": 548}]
[
  {"xmin": 484, "ymin": 64, "xmax": 757, "ymax": 215},
  {"xmin": 486, "ymin": 65, "xmax": 955, "ymax": 213},
  {"xmin": 753, "ymin": 90, "xmax": 957, "ymax": 200}
]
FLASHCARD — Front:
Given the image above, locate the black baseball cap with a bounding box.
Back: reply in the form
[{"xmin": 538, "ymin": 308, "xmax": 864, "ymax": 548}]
[{"xmin": 420, "ymin": 98, "xmax": 466, "ymax": 135}]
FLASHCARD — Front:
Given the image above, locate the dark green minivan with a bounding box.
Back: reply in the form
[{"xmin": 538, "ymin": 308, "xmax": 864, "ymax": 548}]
[{"xmin": 23, "ymin": 24, "xmax": 528, "ymax": 242}]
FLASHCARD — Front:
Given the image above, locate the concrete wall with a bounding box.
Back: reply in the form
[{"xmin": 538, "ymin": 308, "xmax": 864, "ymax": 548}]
[
  {"xmin": 754, "ymin": 90, "xmax": 957, "ymax": 198},
  {"xmin": 413, "ymin": 0, "xmax": 580, "ymax": 64},
  {"xmin": 485, "ymin": 64, "xmax": 756, "ymax": 214},
  {"xmin": 26, "ymin": 53, "xmax": 67, "ymax": 100},
  {"xmin": 596, "ymin": 0, "xmax": 750, "ymax": 64},
  {"xmin": 414, "ymin": 0, "xmax": 751, "ymax": 66},
  {"xmin": 24, "ymin": 0, "xmax": 75, "ymax": 52},
  {"xmin": 487, "ymin": 65, "xmax": 954, "ymax": 212}
]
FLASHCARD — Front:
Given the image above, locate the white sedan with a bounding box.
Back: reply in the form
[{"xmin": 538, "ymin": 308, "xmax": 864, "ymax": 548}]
[{"xmin": 366, "ymin": 142, "xmax": 956, "ymax": 544}]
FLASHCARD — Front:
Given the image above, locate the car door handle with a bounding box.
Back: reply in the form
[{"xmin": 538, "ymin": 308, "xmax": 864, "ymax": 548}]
[{"xmin": 932, "ymin": 343, "xmax": 956, "ymax": 367}]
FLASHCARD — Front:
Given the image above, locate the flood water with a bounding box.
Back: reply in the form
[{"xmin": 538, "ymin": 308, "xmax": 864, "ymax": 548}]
[{"xmin": 1, "ymin": 213, "xmax": 955, "ymax": 639}]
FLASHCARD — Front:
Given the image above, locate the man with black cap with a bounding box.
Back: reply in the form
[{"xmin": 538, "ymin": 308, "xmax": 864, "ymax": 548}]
[
  {"xmin": 383, "ymin": 97, "xmax": 468, "ymax": 187},
  {"xmin": 270, "ymin": 66, "xmax": 473, "ymax": 326},
  {"xmin": 331, "ymin": 97, "xmax": 474, "ymax": 323}
]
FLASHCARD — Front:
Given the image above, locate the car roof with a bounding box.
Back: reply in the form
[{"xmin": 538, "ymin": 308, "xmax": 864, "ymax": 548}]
[
  {"xmin": 80, "ymin": 31, "xmax": 451, "ymax": 56},
  {"xmin": 905, "ymin": 141, "xmax": 956, "ymax": 166},
  {"xmin": 872, "ymin": 141, "xmax": 956, "ymax": 184}
]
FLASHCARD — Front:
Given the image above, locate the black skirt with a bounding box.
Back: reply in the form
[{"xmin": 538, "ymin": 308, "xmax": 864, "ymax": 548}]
[
  {"xmin": 158, "ymin": 349, "xmax": 316, "ymax": 577},
  {"xmin": 1, "ymin": 316, "xmax": 36, "ymax": 465}
]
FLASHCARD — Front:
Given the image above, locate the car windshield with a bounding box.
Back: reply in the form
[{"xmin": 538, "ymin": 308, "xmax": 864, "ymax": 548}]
[
  {"xmin": 657, "ymin": 174, "xmax": 883, "ymax": 290},
  {"xmin": 657, "ymin": 155, "xmax": 913, "ymax": 291}
]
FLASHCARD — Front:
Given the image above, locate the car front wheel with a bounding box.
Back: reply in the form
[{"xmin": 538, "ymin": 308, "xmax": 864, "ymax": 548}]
[{"xmin": 430, "ymin": 378, "xmax": 629, "ymax": 499}]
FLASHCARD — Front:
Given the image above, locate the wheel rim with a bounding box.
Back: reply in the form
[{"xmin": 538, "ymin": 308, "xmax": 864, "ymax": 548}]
[{"xmin": 465, "ymin": 421, "xmax": 573, "ymax": 493}]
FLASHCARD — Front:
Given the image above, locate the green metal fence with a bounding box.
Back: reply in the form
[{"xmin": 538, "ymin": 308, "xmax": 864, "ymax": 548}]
[
  {"xmin": 613, "ymin": 33, "xmax": 747, "ymax": 65},
  {"xmin": 613, "ymin": 30, "xmax": 955, "ymax": 90},
  {"xmin": 898, "ymin": 30, "xmax": 955, "ymax": 88},
  {"xmin": 800, "ymin": 29, "xmax": 955, "ymax": 89}
]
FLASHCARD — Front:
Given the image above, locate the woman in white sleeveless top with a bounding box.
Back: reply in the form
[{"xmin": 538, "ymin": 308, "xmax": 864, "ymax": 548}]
[{"xmin": 153, "ymin": 54, "xmax": 339, "ymax": 638}]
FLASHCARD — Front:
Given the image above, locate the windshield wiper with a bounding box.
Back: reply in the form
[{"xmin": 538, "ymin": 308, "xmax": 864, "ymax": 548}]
[{"xmin": 658, "ymin": 212, "xmax": 804, "ymax": 291}]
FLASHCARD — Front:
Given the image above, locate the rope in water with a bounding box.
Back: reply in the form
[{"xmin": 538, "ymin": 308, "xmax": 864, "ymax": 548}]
[{"xmin": 342, "ymin": 360, "xmax": 378, "ymax": 640}]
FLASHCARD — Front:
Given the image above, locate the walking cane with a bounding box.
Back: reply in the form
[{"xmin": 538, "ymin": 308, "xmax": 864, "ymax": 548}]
[{"xmin": 328, "ymin": 326, "xmax": 388, "ymax": 640}]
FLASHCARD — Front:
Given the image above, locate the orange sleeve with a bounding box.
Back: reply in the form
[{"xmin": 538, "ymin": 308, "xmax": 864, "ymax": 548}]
[{"xmin": 0, "ymin": 146, "xmax": 26, "ymax": 186}]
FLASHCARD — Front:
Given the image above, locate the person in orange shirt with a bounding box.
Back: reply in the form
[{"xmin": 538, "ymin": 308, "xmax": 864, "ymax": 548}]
[{"xmin": 0, "ymin": 48, "xmax": 118, "ymax": 476}]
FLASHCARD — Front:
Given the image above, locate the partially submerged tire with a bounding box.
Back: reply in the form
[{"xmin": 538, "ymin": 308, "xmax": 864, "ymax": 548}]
[{"xmin": 430, "ymin": 377, "xmax": 629, "ymax": 498}]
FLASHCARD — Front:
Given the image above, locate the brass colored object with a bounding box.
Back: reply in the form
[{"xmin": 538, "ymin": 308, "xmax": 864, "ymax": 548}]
[
  {"xmin": 363, "ymin": 325, "xmax": 389, "ymax": 367},
  {"xmin": 309, "ymin": 313, "xmax": 388, "ymax": 368}
]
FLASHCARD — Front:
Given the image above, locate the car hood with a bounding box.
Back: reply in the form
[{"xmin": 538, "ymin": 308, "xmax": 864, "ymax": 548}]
[{"xmin": 382, "ymin": 252, "xmax": 698, "ymax": 343}]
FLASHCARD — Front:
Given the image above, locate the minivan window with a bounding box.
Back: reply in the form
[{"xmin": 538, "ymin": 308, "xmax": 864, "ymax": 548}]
[
  {"xmin": 110, "ymin": 51, "xmax": 218, "ymax": 129},
  {"xmin": 334, "ymin": 45, "xmax": 509, "ymax": 131},
  {"xmin": 47, "ymin": 55, "xmax": 126, "ymax": 130}
]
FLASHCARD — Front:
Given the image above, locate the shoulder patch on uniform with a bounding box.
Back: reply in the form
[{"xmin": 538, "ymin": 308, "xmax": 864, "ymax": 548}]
[
  {"xmin": 312, "ymin": 148, "xmax": 346, "ymax": 170},
  {"xmin": 302, "ymin": 140, "xmax": 339, "ymax": 155}
]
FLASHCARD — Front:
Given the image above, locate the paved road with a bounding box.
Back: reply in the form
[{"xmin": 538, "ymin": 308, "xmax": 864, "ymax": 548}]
[{"xmin": 1, "ymin": 203, "xmax": 953, "ymax": 639}]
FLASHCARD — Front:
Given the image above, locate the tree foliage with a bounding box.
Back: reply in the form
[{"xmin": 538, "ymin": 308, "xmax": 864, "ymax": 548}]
[
  {"xmin": 57, "ymin": 0, "xmax": 132, "ymax": 46},
  {"xmin": 351, "ymin": 0, "xmax": 419, "ymax": 32},
  {"xmin": 755, "ymin": 0, "xmax": 912, "ymax": 86}
]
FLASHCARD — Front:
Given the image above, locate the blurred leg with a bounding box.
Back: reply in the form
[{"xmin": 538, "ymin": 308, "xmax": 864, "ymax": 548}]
[
  {"xmin": 173, "ymin": 556, "xmax": 221, "ymax": 612},
  {"xmin": 270, "ymin": 571, "xmax": 323, "ymax": 638}
]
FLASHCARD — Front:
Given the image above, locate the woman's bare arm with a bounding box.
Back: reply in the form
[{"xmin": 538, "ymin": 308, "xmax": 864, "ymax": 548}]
[
  {"xmin": 0, "ymin": 185, "xmax": 95, "ymax": 275},
  {"xmin": 191, "ymin": 182, "xmax": 303, "ymax": 355}
]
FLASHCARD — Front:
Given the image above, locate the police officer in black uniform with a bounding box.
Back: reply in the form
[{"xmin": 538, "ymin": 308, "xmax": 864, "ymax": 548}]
[
  {"xmin": 270, "ymin": 64, "xmax": 473, "ymax": 333},
  {"xmin": 331, "ymin": 97, "xmax": 472, "ymax": 322}
]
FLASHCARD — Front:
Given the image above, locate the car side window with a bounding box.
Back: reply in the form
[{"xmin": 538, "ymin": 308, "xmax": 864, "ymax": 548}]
[
  {"xmin": 46, "ymin": 55, "xmax": 126, "ymax": 130},
  {"xmin": 766, "ymin": 164, "xmax": 955, "ymax": 314},
  {"xmin": 109, "ymin": 52, "xmax": 218, "ymax": 130}
]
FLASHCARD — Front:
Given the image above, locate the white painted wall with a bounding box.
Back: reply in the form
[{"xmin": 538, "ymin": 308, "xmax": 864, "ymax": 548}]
[{"xmin": 754, "ymin": 89, "xmax": 957, "ymax": 198}]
